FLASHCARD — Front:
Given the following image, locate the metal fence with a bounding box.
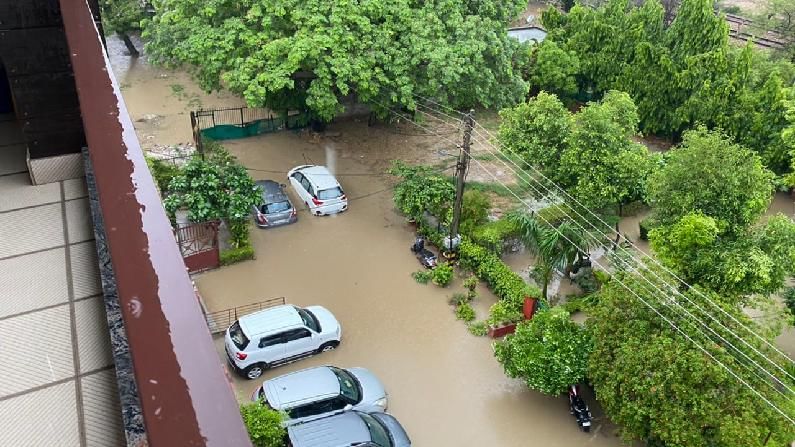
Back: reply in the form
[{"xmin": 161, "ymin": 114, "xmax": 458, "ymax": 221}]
[
  {"xmin": 190, "ymin": 106, "xmax": 311, "ymax": 142},
  {"xmin": 204, "ymin": 297, "xmax": 287, "ymax": 334}
]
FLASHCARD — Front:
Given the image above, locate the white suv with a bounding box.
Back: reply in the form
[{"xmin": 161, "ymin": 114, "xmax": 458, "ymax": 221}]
[
  {"xmin": 288, "ymin": 165, "xmax": 348, "ymax": 216},
  {"xmin": 224, "ymin": 305, "xmax": 342, "ymax": 380}
]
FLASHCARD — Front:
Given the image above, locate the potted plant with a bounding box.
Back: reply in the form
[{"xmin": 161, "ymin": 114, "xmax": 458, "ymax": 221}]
[{"xmin": 486, "ymin": 301, "xmax": 524, "ymax": 338}]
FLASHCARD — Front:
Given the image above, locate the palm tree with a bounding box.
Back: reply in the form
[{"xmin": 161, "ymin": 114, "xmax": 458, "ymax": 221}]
[{"xmin": 508, "ymin": 211, "xmax": 591, "ymax": 299}]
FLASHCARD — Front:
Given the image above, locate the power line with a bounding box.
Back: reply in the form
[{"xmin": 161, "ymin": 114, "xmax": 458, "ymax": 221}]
[{"xmin": 390, "ymin": 96, "xmax": 795, "ymax": 422}]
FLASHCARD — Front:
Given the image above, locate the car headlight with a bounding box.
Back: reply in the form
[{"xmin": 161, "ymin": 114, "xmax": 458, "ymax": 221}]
[{"xmin": 373, "ymin": 397, "xmax": 388, "ymax": 410}]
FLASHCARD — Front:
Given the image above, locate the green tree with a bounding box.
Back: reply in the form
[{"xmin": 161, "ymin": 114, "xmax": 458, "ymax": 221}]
[
  {"xmin": 526, "ymin": 41, "xmax": 580, "ymax": 97},
  {"xmin": 389, "ymin": 161, "xmax": 455, "ymax": 221},
  {"xmin": 460, "ymin": 189, "xmax": 490, "ymax": 236},
  {"xmin": 494, "ymin": 307, "xmax": 590, "ymax": 395},
  {"xmin": 647, "ymin": 127, "xmax": 775, "ymax": 236},
  {"xmin": 100, "ymin": 0, "xmax": 147, "ymax": 56},
  {"xmin": 164, "ymin": 157, "xmax": 261, "ymax": 248},
  {"xmin": 143, "ymin": 0, "xmax": 528, "ymax": 121},
  {"xmin": 240, "ymin": 402, "xmax": 286, "ymax": 447},
  {"xmin": 560, "ymin": 91, "xmax": 656, "ymax": 212},
  {"xmin": 588, "ymin": 270, "xmax": 795, "ymax": 447},
  {"xmin": 509, "ymin": 211, "xmax": 586, "ymax": 299},
  {"xmin": 497, "ymin": 92, "xmax": 571, "ymax": 184}
]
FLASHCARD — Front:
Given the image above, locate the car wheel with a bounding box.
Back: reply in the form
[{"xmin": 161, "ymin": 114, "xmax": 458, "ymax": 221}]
[
  {"xmin": 244, "ymin": 363, "xmax": 267, "ymax": 380},
  {"xmin": 318, "ymin": 342, "xmax": 339, "ymax": 353}
]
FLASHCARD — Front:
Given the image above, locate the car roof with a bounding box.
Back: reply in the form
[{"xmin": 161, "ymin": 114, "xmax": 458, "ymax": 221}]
[
  {"xmin": 299, "ymin": 166, "xmax": 341, "ymax": 190},
  {"xmin": 238, "ymin": 305, "xmax": 304, "ymax": 337},
  {"xmin": 255, "ymin": 180, "xmax": 290, "ymax": 205},
  {"xmin": 265, "ymin": 366, "xmax": 341, "ymax": 409},
  {"xmin": 288, "ymin": 411, "xmax": 370, "ymax": 447}
]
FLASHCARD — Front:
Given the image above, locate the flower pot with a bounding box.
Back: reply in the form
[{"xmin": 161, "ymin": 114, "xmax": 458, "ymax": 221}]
[{"xmin": 488, "ymin": 322, "xmax": 518, "ymax": 338}]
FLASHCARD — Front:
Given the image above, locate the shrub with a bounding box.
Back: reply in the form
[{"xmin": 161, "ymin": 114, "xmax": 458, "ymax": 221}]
[
  {"xmin": 240, "ymin": 402, "xmax": 286, "ymax": 447},
  {"xmin": 145, "ymin": 156, "xmax": 182, "ymax": 194},
  {"xmin": 572, "ymin": 267, "xmax": 599, "ymax": 294},
  {"xmin": 459, "ymin": 238, "xmax": 539, "ymax": 309},
  {"xmin": 487, "ymin": 300, "xmax": 524, "ymax": 327},
  {"xmin": 593, "ymin": 269, "xmax": 611, "ymax": 286},
  {"xmin": 449, "ymin": 292, "xmax": 470, "ymax": 305},
  {"xmin": 784, "ymin": 287, "xmax": 795, "ymax": 323},
  {"xmin": 412, "ymin": 270, "xmax": 433, "ymax": 284},
  {"xmin": 220, "ymin": 244, "xmax": 255, "ymax": 265},
  {"xmin": 468, "ymin": 320, "xmax": 488, "ymax": 336},
  {"xmin": 228, "ymin": 218, "xmax": 251, "ymax": 249},
  {"xmin": 471, "ymin": 218, "xmax": 520, "ymax": 253},
  {"xmin": 431, "ymin": 263, "xmax": 454, "ymax": 287},
  {"xmin": 460, "ymin": 190, "xmax": 490, "ymax": 235},
  {"xmin": 455, "ymin": 301, "xmax": 476, "ymax": 322},
  {"xmin": 463, "ymin": 275, "xmax": 478, "ymax": 291}
]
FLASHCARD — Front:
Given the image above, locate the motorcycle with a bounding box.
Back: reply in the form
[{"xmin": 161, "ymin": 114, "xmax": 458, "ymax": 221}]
[
  {"xmin": 568, "ymin": 384, "xmax": 593, "ymax": 432},
  {"xmin": 411, "ymin": 236, "xmax": 438, "ymax": 269}
]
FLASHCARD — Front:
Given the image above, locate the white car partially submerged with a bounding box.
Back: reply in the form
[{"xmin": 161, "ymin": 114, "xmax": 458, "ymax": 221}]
[
  {"xmin": 288, "ymin": 165, "xmax": 348, "ymax": 216},
  {"xmin": 252, "ymin": 366, "xmax": 388, "ymax": 425},
  {"xmin": 224, "ymin": 305, "xmax": 342, "ymax": 380}
]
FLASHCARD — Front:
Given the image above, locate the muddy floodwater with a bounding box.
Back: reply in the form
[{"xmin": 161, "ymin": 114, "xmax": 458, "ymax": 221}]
[
  {"xmin": 195, "ymin": 134, "xmax": 630, "ymax": 446},
  {"xmin": 108, "ymin": 35, "xmax": 795, "ymax": 446}
]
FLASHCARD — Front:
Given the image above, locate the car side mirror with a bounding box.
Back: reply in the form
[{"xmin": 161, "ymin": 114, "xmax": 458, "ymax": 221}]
[
  {"xmin": 280, "ymin": 183, "xmax": 287, "ymax": 188},
  {"xmin": 343, "ymin": 404, "xmax": 353, "ymax": 411}
]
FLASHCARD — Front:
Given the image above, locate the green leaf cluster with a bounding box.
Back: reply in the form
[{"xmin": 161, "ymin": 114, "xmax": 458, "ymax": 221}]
[
  {"xmin": 143, "ymin": 0, "xmax": 529, "ymax": 121},
  {"xmin": 588, "ymin": 270, "xmax": 795, "ymax": 446},
  {"xmin": 389, "ymin": 161, "xmax": 454, "ymax": 221},
  {"xmin": 470, "ymin": 217, "xmax": 520, "ymax": 253},
  {"xmin": 537, "ymin": 0, "xmax": 795, "ymax": 174},
  {"xmin": 455, "ymin": 301, "xmax": 476, "ymax": 322},
  {"xmin": 459, "ymin": 238, "xmax": 539, "ymax": 309},
  {"xmin": 431, "ymin": 262, "xmax": 454, "ymax": 287},
  {"xmin": 163, "ymin": 157, "xmax": 262, "ymax": 223},
  {"xmin": 498, "ymin": 91, "xmax": 658, "ymax": 212},
  {"xmin": 240, "ymin": 402, "xmax": 286, "ymax": 447},
  {"xmin": 494, "ymin": 307, "xmax": 591, "ymax": 395}
]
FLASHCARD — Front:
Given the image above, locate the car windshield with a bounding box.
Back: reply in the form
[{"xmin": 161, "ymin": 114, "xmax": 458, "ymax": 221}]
[
  {"xmin": 229, "ymin": 321, "xmax": 249, "ymax": 350},
  {"xmin": 296, "ymin": 308, "xmax": 320, "ymax": 332},
  {"xmin": 317, "ymin": 187, "xmax": 343, "ymax": 200},
  {"xmin": 359, "ymin": 413, "xmax": 392, "ymax": 447},
  {"xmin": 264, "ymin": 201, "xmax": 291, "ymax": 213},
  {"xmin": 331, "ymin": 367, "xmax": 362, "ymax": 403}
]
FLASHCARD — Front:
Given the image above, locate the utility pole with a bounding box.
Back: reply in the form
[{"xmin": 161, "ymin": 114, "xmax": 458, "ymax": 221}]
[{"xmin": 448, "ymin": 109, "xmax": 475, "ymax": 252}]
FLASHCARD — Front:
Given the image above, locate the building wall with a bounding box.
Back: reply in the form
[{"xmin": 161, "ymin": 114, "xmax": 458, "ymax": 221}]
[{"xmin": 0, "ymin": 0, "xmax": 102, "ymax": 182}]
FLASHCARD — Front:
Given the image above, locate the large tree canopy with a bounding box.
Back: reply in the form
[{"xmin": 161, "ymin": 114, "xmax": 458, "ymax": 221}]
[
  {"xmin": 538, "ymin": 0, "xmax": 795, "ymax": 173},
  {"xmin": 647, "ymin": 127, "xmax": 775, "ymax": 236},
  {"xmin": 588, "ymin": 271, "xmax": 795, "ymax": 447},
  {"xmin": 143, "ymin": 0, "xmax": 528, "ymax": 120}
]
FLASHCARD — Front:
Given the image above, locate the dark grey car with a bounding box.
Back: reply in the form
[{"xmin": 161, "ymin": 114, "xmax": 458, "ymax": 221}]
[
  {"xmin": 253, "ymin": 180, "xmax": 297, "ymax": 228},
  {"xmin": 287, "ymin": 411, "xmax": 411, "ymax": 447}
]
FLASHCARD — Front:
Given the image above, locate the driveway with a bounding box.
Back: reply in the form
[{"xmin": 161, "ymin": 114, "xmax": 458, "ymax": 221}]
[{"xmin": 196, "ymin": 128, "xmax": 629, "ymax": 446}]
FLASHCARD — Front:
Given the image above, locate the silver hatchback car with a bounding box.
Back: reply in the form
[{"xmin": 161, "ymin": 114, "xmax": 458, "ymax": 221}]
[
  {"xmin": 287, "ymin": 411, "xmax": 411, "ymax": 447},
  {"xmin": 252, "ymin": 180, "xmax": 297, "ymax": 228},
  {"xmin": 253, "ymin": 366, "xmax": 387, "ymax": 425}
]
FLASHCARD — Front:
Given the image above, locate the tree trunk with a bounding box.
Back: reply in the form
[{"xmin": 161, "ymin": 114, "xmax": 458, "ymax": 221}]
[{"xmin": 120, "ymin": 33, "xmax": 139, "ymax": 57}]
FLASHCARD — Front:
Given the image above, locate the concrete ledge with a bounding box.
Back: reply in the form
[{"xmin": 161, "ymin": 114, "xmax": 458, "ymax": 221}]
[{"xmin": 28, "ymin": 151, "xmax": 83, "ymax": 185}]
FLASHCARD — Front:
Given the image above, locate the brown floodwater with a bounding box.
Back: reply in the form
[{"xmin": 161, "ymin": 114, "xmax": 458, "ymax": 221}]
[{"xmin": 194, "ymin": 133, "xmax": 631, "ymax": 446}]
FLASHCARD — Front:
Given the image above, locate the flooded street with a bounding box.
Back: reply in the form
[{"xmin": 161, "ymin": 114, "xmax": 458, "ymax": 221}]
[
  {"xmin": 108, "ymin": 35, "xmax": 795, "ymax": 446},
  {"xmin": 109, "ymin": 40, "xmax": 630, "ymax": 446}
]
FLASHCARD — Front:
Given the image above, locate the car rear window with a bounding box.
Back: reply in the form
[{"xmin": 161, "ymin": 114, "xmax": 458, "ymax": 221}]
[
  {"xmin": 317, "ymin": 187, "xmax": 343, "ymax": 200},
  {"xmin": 229, "ymin": 321, "xmax": 249, "ymax": 350},
  {"xmin": 264, "ymin": 201, "xmax": 291, "ymax": 213}
]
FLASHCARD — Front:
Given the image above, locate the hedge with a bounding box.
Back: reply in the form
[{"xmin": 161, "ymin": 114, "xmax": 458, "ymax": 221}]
[
  {"xmin": 459, "ymin": 238, "xmax": 540, "ymax": 310},
  {"xmin": 470, "ymin": 218, "xmax": 520, "ymax": 253},
  {"xmin": 220, "ymin": 244, "xmax": 255, "ymax": 265}
]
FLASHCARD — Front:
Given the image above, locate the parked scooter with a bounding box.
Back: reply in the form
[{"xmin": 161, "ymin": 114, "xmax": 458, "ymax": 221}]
[
  {"xmin": 410, "ymin": 236, "xmax": 438, "ymax": 269},
  {"xmin": 568, "ymin": 384, "xmax": 593, "ymax": 432}
]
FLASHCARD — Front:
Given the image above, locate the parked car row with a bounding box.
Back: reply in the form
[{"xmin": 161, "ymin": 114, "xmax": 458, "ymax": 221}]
[
  {"xmin": 253, "ymin": 165, "xmax": 348, "ymax": 228},
  {"xmin": 225, "ymin": 303, "xmax": 411, "ymax": 446}
]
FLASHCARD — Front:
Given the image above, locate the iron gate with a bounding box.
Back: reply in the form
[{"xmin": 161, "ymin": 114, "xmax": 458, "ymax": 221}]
[{"xmin": 174, "ymin": 220, "xmax": 220, "ymax": 273}]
